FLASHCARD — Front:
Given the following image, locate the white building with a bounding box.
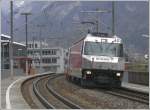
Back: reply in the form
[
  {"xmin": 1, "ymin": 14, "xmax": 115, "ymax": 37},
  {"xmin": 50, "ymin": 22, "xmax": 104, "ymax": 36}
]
[{"xmin": 23, "ymin": 41, "xmax": 67, "ymax": 73}]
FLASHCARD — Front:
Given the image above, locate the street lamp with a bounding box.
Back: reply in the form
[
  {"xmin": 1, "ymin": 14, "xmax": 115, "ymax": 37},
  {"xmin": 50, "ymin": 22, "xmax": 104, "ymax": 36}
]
[
  {"xmin": 21, "ymin": 12, "xmax": 32, "ymax": 75},
  {"xmin": 142, "ymin": 34, "xmax": 149, "ymax": 38},
  {"xmin": 144, "ymin": 54, "xmax": 149, "ymax": 60}
]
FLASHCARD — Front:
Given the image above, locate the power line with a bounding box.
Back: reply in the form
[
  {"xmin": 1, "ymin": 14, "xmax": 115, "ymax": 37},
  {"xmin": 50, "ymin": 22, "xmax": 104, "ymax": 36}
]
[{"xmin": 80, "ymin": 9, "xmax": 111, "ymax": 33}]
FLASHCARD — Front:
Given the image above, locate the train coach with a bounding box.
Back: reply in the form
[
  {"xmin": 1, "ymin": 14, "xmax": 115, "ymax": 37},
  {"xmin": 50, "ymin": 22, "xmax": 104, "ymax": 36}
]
[{"xmin": 65, "ymin": 33, "xmax": 124, "ymax": 87}]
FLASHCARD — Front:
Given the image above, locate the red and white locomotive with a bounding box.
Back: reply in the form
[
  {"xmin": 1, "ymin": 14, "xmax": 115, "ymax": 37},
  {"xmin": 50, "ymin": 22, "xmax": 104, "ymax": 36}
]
[{"xmin": 65, "ymin": 33, "xmax": 124, "ymax": 87}]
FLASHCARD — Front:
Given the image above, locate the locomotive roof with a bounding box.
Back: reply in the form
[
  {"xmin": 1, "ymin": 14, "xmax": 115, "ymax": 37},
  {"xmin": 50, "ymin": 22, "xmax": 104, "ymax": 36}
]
[
  {"xmin": 84, "ymin": 34, "xmax": 122, "ymax": 43},
  {"xmin": 71, "ymin": 33, "xmax": 122, "ymax": 49}
]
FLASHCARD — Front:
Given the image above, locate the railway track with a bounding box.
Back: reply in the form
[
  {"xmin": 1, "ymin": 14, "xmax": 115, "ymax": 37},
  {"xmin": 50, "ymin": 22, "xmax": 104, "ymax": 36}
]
[
  {"xmin": 21, "ymin": 74, "xmax": 47, "ymax": 108},
  {"xmin": 103, "ymin": 87, "xmax": 149, "ymax": 105},
  {"xmin": 21, "ymin": 73, "xmax": 82, "ymax": 109},
  {"xmin": 46, "ymin": 75, "xmax": 82, "ymax": 109}
]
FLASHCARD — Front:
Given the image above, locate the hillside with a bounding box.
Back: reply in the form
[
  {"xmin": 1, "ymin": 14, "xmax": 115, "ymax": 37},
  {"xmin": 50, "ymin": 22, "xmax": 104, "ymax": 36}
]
[{"xmin": 1, "ymin": 1, "xmax": 149, "ymax": 55}]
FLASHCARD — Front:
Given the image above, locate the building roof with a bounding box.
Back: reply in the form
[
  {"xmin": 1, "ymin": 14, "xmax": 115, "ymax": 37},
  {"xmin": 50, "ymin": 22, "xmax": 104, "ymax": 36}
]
[
  {"xmin": 1, "ymin": 34, "xmax": 11, "ymax": 39},
  {"xmin": 13, "ymin": 42, "xmax": 26, "ymax": 46},
  {"xmin": 1, "ymin": 34, "xmax": 26, "ymax": 46}
]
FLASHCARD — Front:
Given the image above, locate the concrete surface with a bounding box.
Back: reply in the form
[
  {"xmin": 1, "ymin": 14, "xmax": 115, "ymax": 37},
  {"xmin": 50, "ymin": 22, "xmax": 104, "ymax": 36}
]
[
  {"xmin": 122, "ymin": 82, "xmax": 149, "ymax": 93},
  {"xmin": 1, "ymin": 76, "xmax": 30, "ymax": 109}
]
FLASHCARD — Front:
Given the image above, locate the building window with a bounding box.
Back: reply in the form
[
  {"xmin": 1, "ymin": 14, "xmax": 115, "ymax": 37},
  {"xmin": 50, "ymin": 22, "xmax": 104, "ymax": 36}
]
[
  {"xmin": 52, "ymin": 58, "xmax": 57, "ymax": 63},
  {"xmin": 54, "ymin": 50, "xmax": 56, "ymax": 55},
  {"xmin": 30, "ymin": 51, "xmax": 33, "ymax": 55},
  {"xmin": 32, "ymin": 44, "xmax": 33, "ymax": 48},
  {"xmin": 48, "ymin": 50, "xmax": 51, "ymax": 55},
  {"xmin": 45, "ymin": 51, "xmax": 48, "ymax": 55},
  {"xmin": 49, "ymin": 50, "xmax": 52, "ymax": 55},
  {"xmin": 28, "ymin": 50, "xmax": 33, "ymax": 55},
  {"xmin": 29, "ymin": 44, "xmax": 30, "ymax": 48},
  {"xmin": 42, "ymin": 58, "xmax": 57, "ymax": 64},
  {"xmin": 51, "ymin": 49, "xmax": 56, "ymax": 55},
  {"xmin": 42, "ymin": 59, "xmax": 45, "ymax": 63},
  {"xmin": 35, "ymin": 59, "xmax": 40, "ymax": 63},
  {"xmin": 35, "ymin": 43, "xmax": 37, "ymax": 48},
  {"xmin": 42, "ymin": 51, "xmax": 45, "ymax": 55}
]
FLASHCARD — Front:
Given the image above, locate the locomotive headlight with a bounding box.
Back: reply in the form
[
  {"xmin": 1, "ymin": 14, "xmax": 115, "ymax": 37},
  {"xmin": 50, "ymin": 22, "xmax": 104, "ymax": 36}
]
[
  {"xmin": 116, "ymin": 73, "xmax": 121, "ymax": 77},
  {"xmin": 86, "ymin": 71, "xmax": 92, "ymax": 75}
]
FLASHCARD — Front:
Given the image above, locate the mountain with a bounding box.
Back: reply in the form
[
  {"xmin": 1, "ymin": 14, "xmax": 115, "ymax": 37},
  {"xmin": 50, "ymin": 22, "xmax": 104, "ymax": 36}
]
[{"xmin": 1, "ymin": 1, "xmax": 149, "ymax": 55}]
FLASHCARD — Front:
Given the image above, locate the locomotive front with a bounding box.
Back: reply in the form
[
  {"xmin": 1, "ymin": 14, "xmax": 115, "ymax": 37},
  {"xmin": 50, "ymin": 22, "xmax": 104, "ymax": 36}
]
[{"xmin": 81, "ymin": 34, "xmax": 124, "ymax": 87}]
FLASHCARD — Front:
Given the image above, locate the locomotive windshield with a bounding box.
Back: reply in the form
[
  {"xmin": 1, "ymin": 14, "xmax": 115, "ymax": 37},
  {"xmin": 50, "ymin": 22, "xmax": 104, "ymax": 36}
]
[{"xmin": 84, "ymin": 42, "xmax": 123, "ymax": 57}]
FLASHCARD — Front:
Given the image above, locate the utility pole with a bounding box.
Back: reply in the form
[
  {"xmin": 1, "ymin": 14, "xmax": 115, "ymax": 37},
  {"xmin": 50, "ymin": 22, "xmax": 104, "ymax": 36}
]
[
  {"xmin": 81, "ymin": 9, "xmax": 110, "ymax": 33},
  {"xmin": 21, "ymin": 12, "xmax": 32, "ymax": 75},
  {"xmin": 37, "ymin": 24, "xmax": 45, "ymax": 73},
  {"xmin": 112, "ymin": 1, "xmax": 115, "ymax": 36},
  {"xmin": 10, "ymin": 1, "xmax": 14, "ymax": 79},
  {"xmin": 96, "ymin": 8, "xmax": 99, "ymax": 33}
]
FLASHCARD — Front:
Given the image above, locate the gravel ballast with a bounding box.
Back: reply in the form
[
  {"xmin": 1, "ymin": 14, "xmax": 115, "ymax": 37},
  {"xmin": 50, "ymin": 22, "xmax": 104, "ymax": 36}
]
[{"xmin": 49, "ymin": 75, "xmax": 149, "ymax": 109}]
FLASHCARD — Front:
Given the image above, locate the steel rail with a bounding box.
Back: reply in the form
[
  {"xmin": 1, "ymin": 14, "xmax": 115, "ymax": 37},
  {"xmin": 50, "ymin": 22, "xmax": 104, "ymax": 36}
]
[
  {"xmin": 33, "ymin": 74, "xmax": 82, "ymax": 109},
  {"xmin": 118, "ymin": 87, "xmax": 149, "ymax": 100},
  {"xmin": 104, "ymin": 87, "xmax": 149, "ymax": 105},
  {"xmin": 21, "ymin": 73, "xmax": 54, "ymax": 108},
  {"xmin": 46, "ymin": 76, "xmax": 82, "ymax": 109},
  {"xmin": 33, "ymin": 75, "xmax": 55, "ymax": 109}
]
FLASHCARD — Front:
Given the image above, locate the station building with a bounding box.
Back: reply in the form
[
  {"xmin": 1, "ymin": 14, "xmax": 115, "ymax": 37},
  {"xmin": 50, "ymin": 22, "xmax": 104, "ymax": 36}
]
[
  {"xmin": 25, "ymin": 41, "xmax": 67, "ymax": 73},
  {"xmin": 1, "ymin": 34, "xmax": 27, "ymax": 71}
]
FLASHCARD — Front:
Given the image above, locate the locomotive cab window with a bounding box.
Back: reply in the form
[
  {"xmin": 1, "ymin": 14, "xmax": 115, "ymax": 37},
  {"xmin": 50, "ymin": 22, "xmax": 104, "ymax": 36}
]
[{"xmin": 84, "ymin": 41, "xmax": 123, "ymax": 57}]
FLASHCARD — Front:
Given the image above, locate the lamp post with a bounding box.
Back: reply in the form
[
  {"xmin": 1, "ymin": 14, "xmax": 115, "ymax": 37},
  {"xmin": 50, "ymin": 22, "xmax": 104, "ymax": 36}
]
[
  {"xmin": 21, "ymin": 12, "xmax": 32, "ymax": 75},
  {"xmin": 10, "ymin": 0, "xmax": 14, "ymax": 79},
  {"xmin": 142, "ymin": 34, "xmax": 149, "ymax": 38}
]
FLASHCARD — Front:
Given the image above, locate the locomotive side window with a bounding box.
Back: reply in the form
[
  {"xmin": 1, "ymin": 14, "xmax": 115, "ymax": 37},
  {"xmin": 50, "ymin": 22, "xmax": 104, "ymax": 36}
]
[{"xmin": 118, "ymin": 44, "xmax": 123, "ymax": 57}]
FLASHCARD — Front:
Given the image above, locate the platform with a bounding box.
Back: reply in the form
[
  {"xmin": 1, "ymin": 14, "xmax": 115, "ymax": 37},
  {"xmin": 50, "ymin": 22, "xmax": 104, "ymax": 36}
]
[
  {"xmin": 1, "ymin": 76, "xmax": 30, "ymax": 109},
  {"xmin": 122, "ymin": 82, "xmax": 149, "ymax": 94},
  {"xmin": 1, "ymin": 71, "xmax": 53, "ymax": 109}
]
